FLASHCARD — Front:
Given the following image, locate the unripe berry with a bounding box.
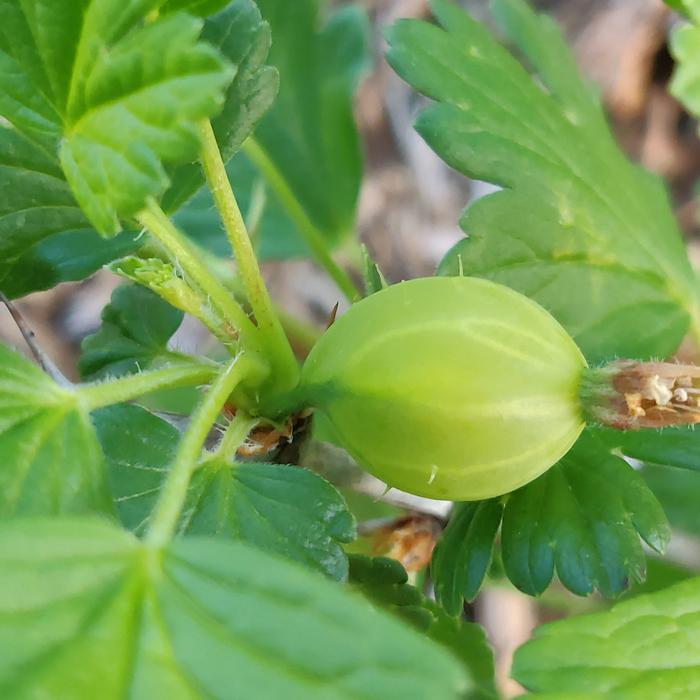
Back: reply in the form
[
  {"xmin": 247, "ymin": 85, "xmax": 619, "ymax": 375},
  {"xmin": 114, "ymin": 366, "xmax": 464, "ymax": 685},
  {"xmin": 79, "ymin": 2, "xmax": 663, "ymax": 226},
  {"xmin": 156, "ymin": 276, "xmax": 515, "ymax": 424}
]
[{"xmin": 300, "ymin": 277, "xmax": 587, "ymax": 500}]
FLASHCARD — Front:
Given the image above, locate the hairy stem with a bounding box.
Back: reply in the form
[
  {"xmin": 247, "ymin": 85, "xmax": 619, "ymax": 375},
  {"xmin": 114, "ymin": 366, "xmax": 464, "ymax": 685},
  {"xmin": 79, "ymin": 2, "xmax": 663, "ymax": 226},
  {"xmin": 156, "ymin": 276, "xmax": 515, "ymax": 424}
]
[
  {"xmin": 139, "ymin": 239, "xmax": 321, "ymax": 356},
  {"xmin": 146, "ymin": 354, "xmax": 260, "ymax": 547},
  {"xmin": 214, "ymin": 410, "xmax": 258, "ymax": 462},
  {"xmin": 199, "ymin": 121, "xmax": 299, "ymax": 392},
  {"xmin": 109, "ymin": 256, "xmax": 237, "ymax": 350},
  {"xmin": 77, "ymin": 364, "xmax": 218, "ymax": 411},
  {"xmin": 137, "ymin": 199, "xmax": 260, "ymax": 352},
  {"xmin": 243, "ymin": 137, "xmax": 361, "ymax": 302}
]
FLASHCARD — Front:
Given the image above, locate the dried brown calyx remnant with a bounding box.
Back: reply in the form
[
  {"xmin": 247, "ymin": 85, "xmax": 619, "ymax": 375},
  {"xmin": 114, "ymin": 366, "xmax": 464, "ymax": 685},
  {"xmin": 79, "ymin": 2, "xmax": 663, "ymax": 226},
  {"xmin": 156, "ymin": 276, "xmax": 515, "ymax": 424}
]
[
  {"xmin": 359, "ymin": 514, "xmax": 443, "ymax": 573},
  {"xmin": 221, "ymin": 404, "xmax": 313, "ymax": 460},
  {"xmin": 580, "ymin": 360, "xmax": 700, "ymax": 430}
]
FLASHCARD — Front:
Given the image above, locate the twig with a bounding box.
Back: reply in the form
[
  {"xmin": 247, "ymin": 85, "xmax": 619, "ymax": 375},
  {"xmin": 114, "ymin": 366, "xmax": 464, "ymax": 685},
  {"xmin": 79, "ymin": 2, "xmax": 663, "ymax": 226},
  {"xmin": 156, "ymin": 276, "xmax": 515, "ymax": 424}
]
[{"xmin": 0, "ymin": 291, "xmax": 71, "ymax": 386}]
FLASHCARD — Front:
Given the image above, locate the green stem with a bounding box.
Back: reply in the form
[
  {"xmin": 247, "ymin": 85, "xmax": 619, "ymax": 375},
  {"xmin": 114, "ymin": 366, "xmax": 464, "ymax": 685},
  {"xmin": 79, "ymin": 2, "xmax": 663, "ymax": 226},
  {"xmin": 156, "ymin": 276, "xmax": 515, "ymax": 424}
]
[
  {"xmin": 109, "ymin": 256, "xmax": 237, "ymax": 350},
  {"xmin": 199, "ymin": 121, "xmax": 300, "ymax": 392},
  {"xmin": 137, "ymin": 200, "xmax": 260, "ymax": 352},
  {"xmin": 274, "ymin": 308, "xmax": 322, "ymax": 356},
  {"xmin": 688, "ymin": 306, "xmax": 700, "ymax": 355},
  {"xmin": 212, "ymin": 255, "xmax": 321, "ymax": 355},
  {"xmin": 146, "ymin": 354, "xmax": 258, "ymax": 547},
  {"xmin": 137, "ymin": 240, "xmax": 322, "ymax": 357},
  {"xmin": 77, "ymin": 364, "xmax": 217, "ymax": 412},
  {"xmin": 243, "ymin": 137, "xmax": 361, "ymax": 303},
  {"xmin": 214, "ymin": 410, "xmax": 258, "ymax": 462}
]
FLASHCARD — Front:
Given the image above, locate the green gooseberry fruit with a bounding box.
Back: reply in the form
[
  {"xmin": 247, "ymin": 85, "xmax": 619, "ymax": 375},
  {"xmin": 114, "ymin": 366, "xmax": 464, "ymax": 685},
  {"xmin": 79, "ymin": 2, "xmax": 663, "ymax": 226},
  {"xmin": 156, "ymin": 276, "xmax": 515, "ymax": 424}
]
[{"xmin": 299, "ymin": 276, "xmax": 587, "ymax": 500}]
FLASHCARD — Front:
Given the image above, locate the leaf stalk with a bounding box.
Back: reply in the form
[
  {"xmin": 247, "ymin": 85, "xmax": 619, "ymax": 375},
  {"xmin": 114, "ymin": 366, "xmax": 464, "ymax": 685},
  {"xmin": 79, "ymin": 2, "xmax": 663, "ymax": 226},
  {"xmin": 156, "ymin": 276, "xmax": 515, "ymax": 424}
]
[
  {"xmin": 243, "ymin": 137, "xmax": 362, "ymax": 302},
  {"xmin": 137, "ymin": 200, "xmax": 260, "ymax": 352},
  {"xmin": 77, "ymin": 363, "xmax": 218, "ymax": 412},
  {"xmin": 198, "ymin": 120, "xmax": 300, "ymax": 393},
  {"xmin": 146, "ymin": 353, "xmax": 263, "ymax": 547}
]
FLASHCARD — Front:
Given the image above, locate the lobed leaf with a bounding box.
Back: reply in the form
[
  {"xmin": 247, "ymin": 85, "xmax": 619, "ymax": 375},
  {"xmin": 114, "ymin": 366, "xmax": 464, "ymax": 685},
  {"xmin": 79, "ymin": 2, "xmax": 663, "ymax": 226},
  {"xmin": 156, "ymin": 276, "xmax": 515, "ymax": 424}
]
[
  {"xmin": 595, "ymin": 426, "xmax": 700, "ymax": 538},
  {"xmin": 94, "ymin": 404, "xmax": 356, "ymax": 580},
  {"xmin": 0, "ymin": 122, "xmax": 139, "ymax": 297},
  {"xmin": 0, "ymin": 0, "xmax": 234, "ymax": 250},
  {"xmin": 0, "ymin": 0, "xmax": 279, "ymax": 298},
  {"xmin": 430, "ymin": 431, "xmax": 671, "ymax": 606},
  {"xmin": 92, "ymin": 404, "xmax": 178, "ymax": 531},
  {"xmin": 0, "ymin": 344, "xmax": 111, "ymax": 517},
  {"xmin": 349, "ymin": 555, "xmax": 498, "ymax": 700},
  {"xmin": 597, "ymin": 425, "xmax": 700, "ymax": 472},
  {"xmin": 189, "ymin": 0, "xmax": 371, "ymax": 260},
  {"xmin": 163, "ymin": 0, "xmax": 279, "ymax": 213},
  {"xmin": 501, "ymin": 432, "xmax": 670, "ymax": 598},
  {"xmin": 513, "ymin": 575, "xmax": 700, "ymax": 698},
  {"xmin": 0, "ymin": 518, "xmax": 468, "ymax": 698},
  {"xmin": 79, "ymin": 284, "xmax": 184, "ymax": 380},
  {"xmin": 0, "ymin": 126, "xmax": 82, "ymax": 269},
  {"xmin": 0, "ymin": 229, "xmax": 138, "ymax": 300},
  {"xmin": 387, "ymin": 0, "xmax": 700, "ymax": 363},
  {"xmin": 431, "ymin": 500, "xmax": 502, "ymax": 615},
  {"xmin": 671, "ymin": 1, "xmax": 700, "ymax": 121},
  {"xmin": 185, "ymin": 458, "xmax": 357, "ymax": 581},
  {"xmin": 642, "ymin": 464, "xmax": 700, "ymax": 538},
  {"xmin": 59, "ymin": 11, "xmax": 232, "ymax": 234}
]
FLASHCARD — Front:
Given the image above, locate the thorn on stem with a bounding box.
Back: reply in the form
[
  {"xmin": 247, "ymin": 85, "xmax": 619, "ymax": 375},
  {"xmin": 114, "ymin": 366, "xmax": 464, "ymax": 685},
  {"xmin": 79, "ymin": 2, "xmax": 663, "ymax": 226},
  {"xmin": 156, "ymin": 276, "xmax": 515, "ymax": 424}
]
[{"xmin": 326, "ymin": 302, "xmax": 339, "ymax": 329}]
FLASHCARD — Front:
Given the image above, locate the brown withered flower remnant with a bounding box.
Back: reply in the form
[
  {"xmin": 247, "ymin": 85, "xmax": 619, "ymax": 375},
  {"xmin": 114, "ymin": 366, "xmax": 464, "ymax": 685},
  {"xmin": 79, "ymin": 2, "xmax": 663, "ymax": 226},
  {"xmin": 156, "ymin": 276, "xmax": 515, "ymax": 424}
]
[{"xmin": 581, "ymin": 360, "xmax": 700, "ymax": 430}]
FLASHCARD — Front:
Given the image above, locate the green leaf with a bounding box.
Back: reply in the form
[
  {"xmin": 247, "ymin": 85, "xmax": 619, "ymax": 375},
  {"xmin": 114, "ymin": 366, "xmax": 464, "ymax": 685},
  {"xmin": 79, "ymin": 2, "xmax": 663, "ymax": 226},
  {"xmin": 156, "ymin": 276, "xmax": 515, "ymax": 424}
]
[
  {"xmin": 0, "ymin": 228, "xmax": 139, "ymax": 300},
  {"xmin": 160, "ymin": 0, "xmax": 231, "ymax": 16},
  {"xmin": 626, "ymin": 556, "xmax": 695, "ymax": 597},
  {"xmin": 162, "ymin": 0, "xmax": 279, "ymax": 213},
  {"xmin": 596, "ymin": 425, "xmax": 700, "ymax": 472},
  {"xmin": 387, "ymin": 0, "xmax": 700, "ymax": 363},
  {"xmin": 0, "ymin": 1, "xmax": 270, "ymax": 297},
  {"xmin": 349, "ymin": 555, "xmax": 497, "ymax": 700},
  {"xmin": 595, "ymin": 426, "xmax": 700, "ymax": 536},
  {"xmin": 230, "ymin": 1, "xmax": 370, "ymax": 259},
  {"xmin": 361, "ymin": 244, "xmax": 389, "ymax": 295},
  {"xmin": 513, "ymin": 575, "xmax": 700, "ymax": 698},
  {"xmin": 501, "ymin": 432, "xmax": 670, "ymax": 598},
  {"xmin": 0, "ymin": 124, "xmax": 139, "ymax": 298},
  {"xmin": 93, "ymin": 404, "xmax": 356, "ymax": 580},
  {"xmin": 108, "ymin": 256, "xmax": 229, "ymax": 341},
  {"xmin": 431, "ymin": 500, "xmax": 503, "ymax": 616},
  {"xmin": 666, "ymin": 0, "xmax": 690, "ymax": 15},
  {"xmin": 0, "ymin": 518, "xmax": 468, "ymax": 698},
  {"xmin": 671, "ymin": 3, "xmax": 700, "ymax": 121},
  {"xmin": 0, "ymin": 344, "xmax": 111, "ymax": 517},
  {"xmin": 79, "ymin": 284, "xmax": 184, "ymax": 381},
  {"xmin": 185, "ymin": 458, "xmax": 357, "ymax": 580},
  {"xmin": 0, "ymin": 1, "xmax": 234, "ymax": 235},
  {"xmin": 428, "ymin": 431, "xmax": 671, "ymax": 602},
  {"xmin": 0, "ymin": 126, "xmax": 84, "ymax": 262},
  {"xmin": 642, "ymin": 465, "xmax": 700, "ymax": 537},
  {"xmin": 92, "ymin": 404, "xmax": 177, "ymax": 532}
]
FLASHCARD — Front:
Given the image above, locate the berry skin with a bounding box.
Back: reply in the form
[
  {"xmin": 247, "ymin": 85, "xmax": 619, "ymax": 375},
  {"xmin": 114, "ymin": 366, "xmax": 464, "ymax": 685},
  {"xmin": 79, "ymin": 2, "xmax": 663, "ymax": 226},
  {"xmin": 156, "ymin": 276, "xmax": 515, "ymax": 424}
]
[{"xmin": 300, "ymin": 276, "xmax": 587, "ymax": 500}]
